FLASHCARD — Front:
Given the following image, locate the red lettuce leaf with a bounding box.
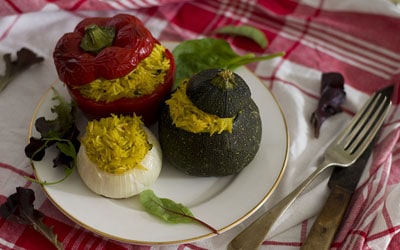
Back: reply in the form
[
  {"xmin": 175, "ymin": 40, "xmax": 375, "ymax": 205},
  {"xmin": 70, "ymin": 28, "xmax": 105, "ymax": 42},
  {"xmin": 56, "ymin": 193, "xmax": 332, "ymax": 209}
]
[
  {"xmin": 310, "ymin": 72, "xmax": 346, "ymax": 138},
  {"xmin": 0, "ymin": 187, "xmax": 63, "ymax": 249}
]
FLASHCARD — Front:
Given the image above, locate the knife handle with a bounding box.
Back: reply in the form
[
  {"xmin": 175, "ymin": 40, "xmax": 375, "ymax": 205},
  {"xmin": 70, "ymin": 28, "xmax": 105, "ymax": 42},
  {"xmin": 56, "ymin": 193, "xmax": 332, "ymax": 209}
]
[{"xmin": 300, "ymin": 185, "xmax": 352, "ymax": 250}]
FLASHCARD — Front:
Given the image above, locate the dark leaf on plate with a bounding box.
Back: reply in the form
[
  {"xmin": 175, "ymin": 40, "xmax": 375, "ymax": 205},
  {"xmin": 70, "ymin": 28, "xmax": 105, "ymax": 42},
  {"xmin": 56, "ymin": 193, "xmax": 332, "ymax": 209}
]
[
  {"xmin": 310, "ymin": 72, "xmax": 346, "ymax": 138},
  {"xmin": 24, "ymin": 137, "xmax": 47, "ymax": 161},
  {"xmin": 24, "ymin": 88, "xmax": 80, "ymax": 184},
  {"xmin": 0, "ymin": 187, "xmax": 64, "ymax": 250},
  {"xmin": 25, "ymin": 88, "xmax": 79, "ymax": 167},
  {"xmin": 34, "ymin": 91, "xmax": 76, "ymax": 139},
  {"xmin": 53, "ymin": 126, "xmax": 80, "ymax": 168}
]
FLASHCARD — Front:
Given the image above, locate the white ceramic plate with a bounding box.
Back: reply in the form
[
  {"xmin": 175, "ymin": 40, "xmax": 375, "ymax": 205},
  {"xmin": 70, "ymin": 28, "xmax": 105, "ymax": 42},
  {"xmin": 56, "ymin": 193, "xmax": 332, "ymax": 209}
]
[{"xmin": 28, "ymin": 42, "xmax": 289, "ymax": 245}]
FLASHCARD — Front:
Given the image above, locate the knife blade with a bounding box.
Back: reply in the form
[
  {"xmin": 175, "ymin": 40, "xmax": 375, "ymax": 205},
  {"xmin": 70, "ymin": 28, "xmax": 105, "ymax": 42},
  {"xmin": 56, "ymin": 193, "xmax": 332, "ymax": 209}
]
[{"xmin": 301, "ymin": 85, "xmax": 393, "ymax": 250}]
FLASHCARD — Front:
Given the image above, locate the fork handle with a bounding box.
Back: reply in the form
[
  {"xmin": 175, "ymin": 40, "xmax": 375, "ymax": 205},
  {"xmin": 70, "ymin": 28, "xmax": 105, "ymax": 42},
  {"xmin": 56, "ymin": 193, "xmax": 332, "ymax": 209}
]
[{"xmin": 228, "ymin": 161, "xmax": 332, "ymax": 250}]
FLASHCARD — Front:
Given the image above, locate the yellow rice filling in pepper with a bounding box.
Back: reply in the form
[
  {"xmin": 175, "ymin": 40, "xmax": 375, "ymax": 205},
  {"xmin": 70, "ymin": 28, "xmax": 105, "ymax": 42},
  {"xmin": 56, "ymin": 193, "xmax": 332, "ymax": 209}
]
[
  {"xmin": 81, "ymin": 114, "xmax": 152, "ymax": 174},
  {"xmin": 78, "ymin": 43, "xmax": 170, "ymax": 103},
  {"xmin": 166, "ymin": 80, "xmax": 233, "ymax": 135}
]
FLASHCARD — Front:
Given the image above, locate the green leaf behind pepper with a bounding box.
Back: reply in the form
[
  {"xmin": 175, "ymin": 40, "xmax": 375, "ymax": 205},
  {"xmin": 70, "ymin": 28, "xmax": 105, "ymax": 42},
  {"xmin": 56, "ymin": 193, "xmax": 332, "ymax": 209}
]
[
  {"xmin": 172, "ymin": 38, "xmax": 284, "ymax": 87},
  {"xmin": 213, "ymin": 25, "xmax": 268, "ymax": 49}
]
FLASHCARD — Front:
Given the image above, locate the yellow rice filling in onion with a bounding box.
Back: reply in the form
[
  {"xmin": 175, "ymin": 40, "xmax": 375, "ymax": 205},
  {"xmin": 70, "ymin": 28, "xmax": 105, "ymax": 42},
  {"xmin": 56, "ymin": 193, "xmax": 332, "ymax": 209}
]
[{"xmin": 80, "ymin": 114, "xmax": 152, "ymax": 174}]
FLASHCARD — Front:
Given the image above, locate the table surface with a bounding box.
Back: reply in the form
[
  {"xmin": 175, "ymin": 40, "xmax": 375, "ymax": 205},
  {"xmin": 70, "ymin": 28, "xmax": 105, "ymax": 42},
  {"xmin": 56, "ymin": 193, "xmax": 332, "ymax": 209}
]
[{"xmin": 0, "ymin": 1, "xmax": 400, "ymax": 249}]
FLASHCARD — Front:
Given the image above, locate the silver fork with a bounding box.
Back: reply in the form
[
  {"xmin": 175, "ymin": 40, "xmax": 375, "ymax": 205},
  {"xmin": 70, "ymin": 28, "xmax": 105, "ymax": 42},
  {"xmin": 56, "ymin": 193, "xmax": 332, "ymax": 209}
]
[{"xmin": 228, "ymin": 91, "xmax": 392, "ymax": 250}]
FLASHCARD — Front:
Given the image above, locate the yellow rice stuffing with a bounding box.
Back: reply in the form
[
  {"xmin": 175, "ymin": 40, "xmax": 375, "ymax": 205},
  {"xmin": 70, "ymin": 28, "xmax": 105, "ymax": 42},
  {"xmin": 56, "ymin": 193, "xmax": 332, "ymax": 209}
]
[
  {"xmin": 81, "ymin": 114, "xmax": 152, "ymax": 174},
  {"xmin": 78, "ymin": 43, "xmax": 170, "ymax": 103},
  {"xmin": 166, "ymin": 80, "xmax": 233, "ymax": 135}
]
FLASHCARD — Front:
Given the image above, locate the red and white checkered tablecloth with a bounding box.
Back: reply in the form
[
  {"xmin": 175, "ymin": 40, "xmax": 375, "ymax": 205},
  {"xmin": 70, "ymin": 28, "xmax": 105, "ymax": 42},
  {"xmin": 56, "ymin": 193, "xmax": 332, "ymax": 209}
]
[{"xmin": 1, "ymin": 0, "xmax": 400, "ymax": 249}]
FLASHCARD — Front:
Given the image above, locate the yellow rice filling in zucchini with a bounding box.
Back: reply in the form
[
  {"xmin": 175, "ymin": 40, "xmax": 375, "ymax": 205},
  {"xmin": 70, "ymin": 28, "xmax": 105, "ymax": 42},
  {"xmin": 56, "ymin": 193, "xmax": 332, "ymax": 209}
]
[
  {"xmin": 81, "ymin": 114, "xmax": 152, "ymax": 174},
  {"xmin": 166, "ymin": 80, "xmax": 233, "ymax": 135},
  {"xmin": 78, "ymin": 43, "xmax": 170, "ymax": 103}
]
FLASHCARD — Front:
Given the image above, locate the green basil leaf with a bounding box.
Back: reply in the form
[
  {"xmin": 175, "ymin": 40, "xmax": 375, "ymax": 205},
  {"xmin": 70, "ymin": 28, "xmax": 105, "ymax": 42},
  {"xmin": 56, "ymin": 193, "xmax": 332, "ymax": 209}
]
[
  {"xmin": 213, "ymin": 25, "xmax": 268, "ymax": 49},
  {"xmin": 55, "ymin": 140, "xmax": 76, "ymax": 159}
]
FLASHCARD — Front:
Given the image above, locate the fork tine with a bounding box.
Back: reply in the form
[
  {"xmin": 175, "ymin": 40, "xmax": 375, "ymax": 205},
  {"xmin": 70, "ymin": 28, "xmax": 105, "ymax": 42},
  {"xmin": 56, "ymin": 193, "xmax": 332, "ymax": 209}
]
[
  {"xmin": 344, "ymin": 94, "xmax": 384, "ymax": 148},
  {"xmin": 346, "ymin": 95, "xmax": 388, "ymax": 154},
  {"xmin": 336, "ymin": 92, "xmax": 391, "ymax": 157},
  {"xmin": 335, "ymin": 93, "xmax": 379, "ymax": 143},
  {"xmin": 342, "ymin": 95, "xmax": 381, "ymax": 148}
]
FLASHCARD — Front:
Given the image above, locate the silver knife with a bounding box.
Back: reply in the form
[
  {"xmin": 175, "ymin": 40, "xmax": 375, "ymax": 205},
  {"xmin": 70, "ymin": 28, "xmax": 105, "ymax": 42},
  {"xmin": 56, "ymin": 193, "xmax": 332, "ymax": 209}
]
[{"xmin": 301, "ymin": 85, "xmax": 393, "ymax": 250}]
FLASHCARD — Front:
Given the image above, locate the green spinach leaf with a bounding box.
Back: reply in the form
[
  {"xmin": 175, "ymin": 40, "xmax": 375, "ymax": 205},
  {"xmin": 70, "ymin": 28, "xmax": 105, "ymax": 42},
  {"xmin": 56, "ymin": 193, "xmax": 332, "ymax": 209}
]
[
  {"xmin": 172, "ymin": 38, "xmax": 284, "ymax": 87},
  {"xmin": 140, "ymin": 190, "xmax": 218, "ymax": 233},
  {"xmin": 213, "ymin": 25, "xmax": 268, "ymax": 48}
]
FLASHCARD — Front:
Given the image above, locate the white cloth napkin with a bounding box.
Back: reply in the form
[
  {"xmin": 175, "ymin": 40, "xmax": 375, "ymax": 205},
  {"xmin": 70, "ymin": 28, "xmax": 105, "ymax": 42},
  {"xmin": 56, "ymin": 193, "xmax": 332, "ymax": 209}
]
[{"xmin": 0, "ymin": 1, "xmax": 399, "ymax": 249}]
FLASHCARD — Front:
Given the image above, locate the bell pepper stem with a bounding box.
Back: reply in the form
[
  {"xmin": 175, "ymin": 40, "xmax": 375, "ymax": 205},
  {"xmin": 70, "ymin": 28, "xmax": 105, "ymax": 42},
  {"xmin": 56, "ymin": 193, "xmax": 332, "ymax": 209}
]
[{"xmin": 80, "ymin": 24, "xmax": 115, "ymax": 53}]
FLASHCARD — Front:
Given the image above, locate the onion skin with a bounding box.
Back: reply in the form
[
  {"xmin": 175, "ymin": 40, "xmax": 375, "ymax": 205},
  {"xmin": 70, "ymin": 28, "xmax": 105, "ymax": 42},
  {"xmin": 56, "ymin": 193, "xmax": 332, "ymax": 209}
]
[{"xmin": 77, "ymin": 127, "xmax": 162, "ymax": 199}]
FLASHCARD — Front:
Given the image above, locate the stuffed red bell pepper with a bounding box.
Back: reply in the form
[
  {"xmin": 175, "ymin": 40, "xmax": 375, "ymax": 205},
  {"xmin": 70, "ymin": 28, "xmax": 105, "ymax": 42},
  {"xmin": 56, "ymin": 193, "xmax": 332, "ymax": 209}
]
[{"xmin": 53, "ymin": 14, "xmax": 175, "ymax": 124}]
